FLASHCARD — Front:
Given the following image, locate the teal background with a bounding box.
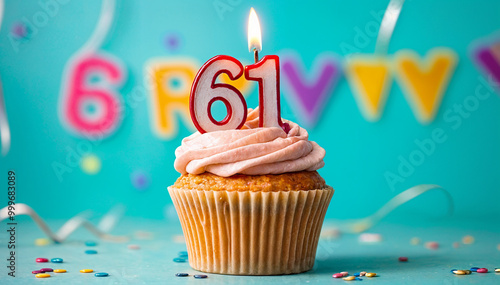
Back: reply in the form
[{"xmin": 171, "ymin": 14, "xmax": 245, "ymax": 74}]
[{"xmin": 1, "ymin": 0, "xmax": 500, "ymax": 221}]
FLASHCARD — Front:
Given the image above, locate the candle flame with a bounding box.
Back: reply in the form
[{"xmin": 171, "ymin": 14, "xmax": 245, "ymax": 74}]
[{"xmin": 247, "ymin": 8, "xmax": 262, "ymax": 52}]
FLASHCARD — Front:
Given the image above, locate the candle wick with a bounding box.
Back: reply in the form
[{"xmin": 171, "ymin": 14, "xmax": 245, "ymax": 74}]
[{"xmin": 253, "ymin": 48, "xmax": 259, "ymax": 63}]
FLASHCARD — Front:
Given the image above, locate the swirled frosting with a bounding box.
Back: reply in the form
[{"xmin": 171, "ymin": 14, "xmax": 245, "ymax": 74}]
[{"xmin": 174, "ymin": 108, "xmax": 325, "ymax": 177}]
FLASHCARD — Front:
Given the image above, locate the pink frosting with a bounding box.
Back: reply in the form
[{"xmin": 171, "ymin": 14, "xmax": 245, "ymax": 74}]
[{"xmin": 174, "ymin": 108, "xmax": 325, "ymax": 177}]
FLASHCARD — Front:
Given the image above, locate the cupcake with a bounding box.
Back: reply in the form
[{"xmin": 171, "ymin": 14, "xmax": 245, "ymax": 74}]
[{"xmin": 168, "ymin": 108, "xmax": 333, "ymax": 275}]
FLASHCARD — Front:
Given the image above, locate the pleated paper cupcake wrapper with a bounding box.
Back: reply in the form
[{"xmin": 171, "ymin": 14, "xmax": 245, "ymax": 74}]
[{"xmin": 168, "ymin": 186, "xmax": 334, "ymax": 275}]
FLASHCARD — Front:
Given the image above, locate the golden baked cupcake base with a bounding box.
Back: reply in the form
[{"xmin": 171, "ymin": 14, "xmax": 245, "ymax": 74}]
[{"xmin": 168, "ymin": 183, "xmax": 333, "ymax": 275}]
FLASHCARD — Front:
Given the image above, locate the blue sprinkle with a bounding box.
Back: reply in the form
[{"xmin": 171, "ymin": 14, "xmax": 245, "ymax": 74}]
[
  {"xmin": 51, "ymin": 258, "xmax": 63, "ymax": 263},
  {"xmin": 85, "ymin": 241, "xmax": 97, "ymax": 246},
  {"xmin": 178, "ymin": 251, "xmax": 188, "ymax": 257},
  {"xmin": 85, "ymin": 250, "xmax": 98, "ymax": 254},
  {"xmin": 470, "ymin": 267, "xmax": 479, "ymax": 272},
  {"xmin": 176, "ymin": 273, "xmax": 189, "ymax": 277},
  {"xmin": 355, "ymin": 277, "xmax": 363, "ymax": 281},
  {"xmin": 194, "ymin": 274, "xmax": 207, "ymax": 279},
  {"xmin": 353, "ymin": 272, "xmax": 360, "ymax": 277},
  {"xmin": 173, "ymin": 257, "xmax": 186, "ymax": 263},
  {"xmin": 95, "ymin": 272, "xmax": 109, "ymax": 277}
]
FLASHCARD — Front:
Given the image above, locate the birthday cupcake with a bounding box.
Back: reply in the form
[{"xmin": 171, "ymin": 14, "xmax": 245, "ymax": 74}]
[{"xmin": 168, "ymin": 108, "xmax": 333, "ymax": 275}]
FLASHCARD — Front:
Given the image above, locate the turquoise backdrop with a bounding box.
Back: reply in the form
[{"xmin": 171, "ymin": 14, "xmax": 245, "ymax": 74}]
[{"xmin": 1, "ymin": 0, "xmax": 499, "ymax": 221}]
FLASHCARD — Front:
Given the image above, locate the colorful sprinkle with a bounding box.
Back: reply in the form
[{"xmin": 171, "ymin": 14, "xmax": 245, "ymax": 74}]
[
  {"xmin": 353, "ymin": 272, "xmax": 361, "ymax": 277},
  {"xmin": 494, "ymin": 268, "xmax": 500, "ymax": 273},
  {"xmin": 51, "ymin": 258, "xmax": 63, "ymax": 263},
  {"xmin": 470, "ymin": 267, "xmax": 479, "ymax": 272},
  {"xmin": 85, "ymin": 241, "xmax": 97, "ymax": 246},
  {"xmin": 477, "ymin": 268, "xmax": 488, "ymax": 273},
  {"xmin": 35, "ymin": 273, "xmax": 50, "ymax": 278},
  {"xmin": 355, "ymin": 277, "xmax": 363, "ymax": 281},
  {"xmin": 95, "ymin": 272, "xmax": 109, "ymax": 277},
  {"xmin": 340, "ymin": 271, "xmax": 349, "ymax": 277},
  {"xmin": 464, "ymin": 270, "xmax": 472, "ymax": 275},
  {"xmin": 450, "ymin": 269, "xmax": 457, "ymax": 273},
  {"xmin": 332, "ymin": 273, "xmax": 343, "ymax": 278},
  {"xmin": 80, "ymin": 154, "xmax": 101, "ymax": 174},
  {"xmin": 399, "ymin": 257, "xmax": 408, "ymax": 262},
  {"xmin": 365, "ymin": 272, "xmax": 377, "ymax": 277},
  {"xmin": 194, "ymin": 274, "xmax": 208, "ymax": 279},
  {"xmin": 35, "ymin": 238, "xmax": 51, "ymax": 246},
  {"xmin": 131, "ymin": 170, "xmax": 150, "ymax": 191},
  {"xmin": 128, "ymin": 244, "xmax": 140, "ymax": 250},
  {"xmin": 80, "ymin": 269, "xmax": 93, "ymax": 273},
  {"xmin": 360, "ymin": 271, "xmax": 367, "ymax": 276},
  {"xmin": 85, "ymin": 250, "xmax": 98, "ymax": 254},
  {"xmin": 32, "ymin": 270, "xmax": 41, "ymax": 274},
  {"xmin": 425, "ymin": 241, "xmax": 439, "ymax": 250},
  {"xmin": 462, "ymin": 235, "xmax": 475, "ymax": 244},
  {"xmin": 173, "ymin": 257, "xmax": 186, "ymax": 263},
  {"xmin": 36, "ymin": 258, "xmax": 48, "ymax": 263},
  {"xmin": 453, "ymin": 270, "xmax": 466, "ymax": 275},
  {"xmin": 410, "ymin": 237, "xmax": 421, "ymax": 245},
  {"xmin": 343, "ymin": 276, "xmax": 356, "ymax": 281},
  {"xmin": 359, "ymin": 233, "xmax": 382, "ymax": 243},
  {"xmin": 54, "ymin": 269, "xmax": 66, "ymax": 273},
  {"xmin": 40, "ymin": 268, "xmax": 53, "ymax": 273},
  {"xmin": 176, "ymin": 273, "xmax": 189, "ymax": 277}
]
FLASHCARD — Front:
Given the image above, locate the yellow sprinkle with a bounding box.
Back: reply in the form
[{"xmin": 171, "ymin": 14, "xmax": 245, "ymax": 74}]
[
  {"xmin": 366, "ymin": 272, "xmax": 377, "ymax": 277},
  {"xmin": 463, "ymin": 270, "xmax": 471, "ymax": 275},
  {"xmin": 36, "ymin": 273, "xmax": 51, "ymax": 278},
  {"xmin": 35, "ymin": 238, "xmax": 51, "ymax": 246},
  {"xmin": 80, "ymin": 154, "xmax": 101, "ymax": 174},
  {"xmin": 54, "ymin": 269, "xmax": 66, "ymax": 273},
  {"xmin": 80, "ymin": 269, "xmax": 93, "ymax": 273},
  {"xmin": 410, "ymin": 237, "xmax": 421, "ymax": 245},
  {"xmin": 454, "ymin": 270, "xmax": 466, "ymax": 275},
  {"xmin": 494, "ymin": 268, "xmax": 500, "ymax": 273},
  {"xmin": 462, "ymin": 235, "xmax": 474, "ymax": 245},
  {"xmin": 343, "ymin": 276, "xmax": 356, "ymax": 281}
]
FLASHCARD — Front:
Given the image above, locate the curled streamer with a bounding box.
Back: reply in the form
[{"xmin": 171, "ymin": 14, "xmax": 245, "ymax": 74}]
[
  {"xmin": 0, "ymin": 203, "xmax": 128, "ymax": 242},
  {"xmin": 0, "ymin": 0, "xmax": 11, "ymax": 156},
  {"xmin": 375, "ymin": 0, "xmax": 405, "ymax": 55},
  {"xmin": 324, "ymin": 184, "xmax": 453, "ymax": 233}
]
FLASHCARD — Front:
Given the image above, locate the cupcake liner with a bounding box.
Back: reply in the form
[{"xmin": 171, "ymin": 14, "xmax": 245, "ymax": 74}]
[{"xmin": 168, "ymin": 186, "xmax": 334, "ymax": 275}]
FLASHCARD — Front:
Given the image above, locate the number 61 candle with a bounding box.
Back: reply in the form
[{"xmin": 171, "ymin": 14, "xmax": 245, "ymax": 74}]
[{"xmin": 190, "ymin": 8, "xmax": 283, "ymax": 133}]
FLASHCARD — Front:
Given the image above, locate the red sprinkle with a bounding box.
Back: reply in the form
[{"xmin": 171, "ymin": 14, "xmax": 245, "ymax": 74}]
[
  {"xmin": 425, "ymin": 241, "xmax": 439, "ymax": 250},
  {"xmin": 477, "ymin": 268, "xmax": 488, "ymax": 273},
  {"xmin": 40, "ymin": 268, "xmax": 53, "ymax": 273},
  {"xmin": 332, "ymin": 273, "xmax": 343, "ymax": 278},
  {"xmin": 399, "ymin": 256, "xmax": 408, "ymax": 262},
  {"xmin": 32, "ymin": 270, "xmax": 41, "ymax": 274},
  {"xmin": 36, "ymin": 258, "xmax": 49, "ymax": 263}
]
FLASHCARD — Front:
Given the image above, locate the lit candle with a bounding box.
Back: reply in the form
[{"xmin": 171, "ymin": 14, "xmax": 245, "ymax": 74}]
[
  {"xmin": 245, "ymin": 8, "xmax": 283, "ymax": 128},
  {"xmin": 190, "ymin": 8, "xmax": 282, "ymax": 133}
]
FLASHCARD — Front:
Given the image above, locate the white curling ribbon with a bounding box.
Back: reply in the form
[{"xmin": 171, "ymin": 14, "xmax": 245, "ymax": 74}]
[
  {"xmin": 78, "ymin": 0, "xmax": 115, "ymax": 55},
  {"xmin": 323, "ymin": 184, "xmax": 453, "ymax": 233},
  {"xmin": 375, "ymin": 0, "xmax": 405, "ymax": 55},
  {"xmin": 0, "ymin": 203, "xmax": 128, "ymax": 242},
  {"xmin": 0, "ymin": 0, "xmax": 11, "ymax": 156}
]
